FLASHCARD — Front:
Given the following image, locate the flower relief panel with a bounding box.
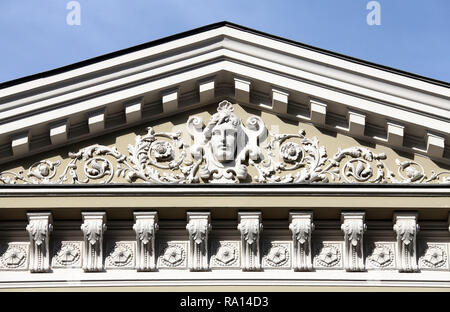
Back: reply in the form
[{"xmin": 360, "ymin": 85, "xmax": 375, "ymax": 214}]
[
  {"xmin": 157, "ymin": 241, "xmax": 188, "ymax": 269},
  {"xmin": 262, "ymin": 240, "xmax": 291, "ymax": 269},
  {"xmin": 313, "ymin": 241, "xmax": 343, "ymax": 270},
  {"xmin": 365, "ymin": 241, "xmax": 396, "ymax": 270},
  {"xmin": 0, "ymin": 100, "xmax": 449, "ymax": 185},
  {"xmin": 52, "ymin": 241, "xmax": 82, "ymax": 268},
  {"xmin": 418, "ymin": 242, "xmax": 449, "ymax": 271},
  {"xmin": 0, "ymin": 242, "xmax": 29, "ymax": 271},
  {"xmin": 210, "ymin": 241, "xmax": 240, "ymax": 269},
  {"xmin": 105, "ymin": 241, "xmax": 135, "ymax": 269}
]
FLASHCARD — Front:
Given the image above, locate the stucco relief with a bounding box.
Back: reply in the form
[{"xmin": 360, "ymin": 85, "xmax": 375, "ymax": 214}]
[{"xmin": 0, "ymin": 100, "xmax": 449, "ymax": 184}]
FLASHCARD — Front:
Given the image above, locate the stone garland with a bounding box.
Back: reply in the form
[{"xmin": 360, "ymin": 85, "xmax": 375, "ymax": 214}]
[{"xmin": 0, "ymin": 101, "xmax": 448, "ymax": 185}]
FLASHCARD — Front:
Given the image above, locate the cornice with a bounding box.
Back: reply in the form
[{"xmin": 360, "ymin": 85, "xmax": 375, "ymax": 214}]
[{"xmin": 0, "ymin": 184, "xmax": 449, "ymax": 196}]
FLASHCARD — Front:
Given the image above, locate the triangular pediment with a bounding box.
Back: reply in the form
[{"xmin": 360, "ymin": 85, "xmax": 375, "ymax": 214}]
[{"xmin": 0, "ymin": 22, "xmax": 449, "ymax": 180}]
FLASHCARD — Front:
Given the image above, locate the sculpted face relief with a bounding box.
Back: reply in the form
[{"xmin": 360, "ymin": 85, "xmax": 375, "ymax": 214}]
[{"xmin": 211, "ymin": 124, "xmax": 237, "ymax": 162}]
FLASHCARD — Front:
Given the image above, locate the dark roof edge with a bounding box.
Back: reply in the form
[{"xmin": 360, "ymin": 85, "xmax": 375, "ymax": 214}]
[{"xmin": 1, "ymin": 21, "xmax": 449, "ymax": 90}]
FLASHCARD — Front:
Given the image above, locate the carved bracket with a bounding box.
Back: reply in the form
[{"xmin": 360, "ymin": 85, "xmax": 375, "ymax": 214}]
[
  {"xmin": 289, "ymin": 211, "xmax": 314, "ymax": 271},
  {"xmin": 238, "ymin": 212, "xmax": 263, "ymax": 271},
  {"xmin": 393, "ymin": 213, "xmax": 419, "ymax": 272},
  {"xmin": 26, "ymin": 212, "xmax": 53, "ymax": 273},
  {"xmin": 133, "ymin": 212, "xmax": 159, "ymax": 271},
  {"xmin": 186, "ymin": 212, "xmax": 211, "ymax": 271},
  {"xmin": 81, "ymin": 212, "xmax": 106, "ymax": 272},
  {"xmin": 341, "ymin": 212, "xmax": 366, "ymax": 272}
]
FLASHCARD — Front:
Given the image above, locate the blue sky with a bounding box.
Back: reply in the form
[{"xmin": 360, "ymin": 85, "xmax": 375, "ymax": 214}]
[{"xmin": 0, "ymin": 0, "xmax": 449, "ymax": 84}]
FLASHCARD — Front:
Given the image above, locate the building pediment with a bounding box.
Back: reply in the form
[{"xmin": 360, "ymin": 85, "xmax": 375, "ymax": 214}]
[
  {"xmin": 1, "ymin": 23, "xmax": 450, "ymax": 291},
  {"xmin": 0, "ymin": 22, "xmax": 449, "ymax": 171}
]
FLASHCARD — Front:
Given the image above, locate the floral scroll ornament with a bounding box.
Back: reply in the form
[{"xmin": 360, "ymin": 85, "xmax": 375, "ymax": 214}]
[{"xmin": 0, "ymin": 100, "xmax": 449, "ymax": 185}]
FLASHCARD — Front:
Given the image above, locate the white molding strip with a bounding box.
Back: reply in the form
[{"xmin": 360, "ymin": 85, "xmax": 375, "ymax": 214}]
[
  {"xmin": 0, "ymin": 185, "xmax": 448, "ymax": 196},
  {"xmin": 1, "ymin": 269, "xmax": 450, "ymax": 289}
]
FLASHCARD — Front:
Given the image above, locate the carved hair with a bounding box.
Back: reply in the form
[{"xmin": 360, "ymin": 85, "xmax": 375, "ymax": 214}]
[{"xmin": 203, "ymin": 101, "xmax": 241, "ymax": 139}]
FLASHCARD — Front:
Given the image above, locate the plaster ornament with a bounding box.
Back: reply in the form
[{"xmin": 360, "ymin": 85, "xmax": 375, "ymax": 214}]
[
  {"xmin": 54, "ymin": 242, "xmax": 81, "ymax": 267},
  {"xmin": 368, "ymin": 244, "xmax": 394, "ymax": 268},
  {"xmin": 341, "ymin": 212, "xmax": 366, "ymax": 272},
  {"xmin": 186, "ymin": 212, "xmax": 211, "ymax": 271},
  {"xmin": 237, "ymin": 212, "xmax": 263, "ymax": 271},
  {"xmin": 420, "ymin": 245, "xmax": 447, "ymax": 269},
  {"xmin": 133, "ymin": 212, "xmax": 158, "ymax": 271},
  {"xmin": 264, "ymin": 244, "xmax": 289, "ymax": 267},
  {"xmin": 1, "ymin": 101, "xmax": 449, "ymax": 185},
  {"xmin": 289, "ymin": 212, "xmax": 314, "ymax": 271},
  {"xmin": 1, "ymin": 245, "xmax": 27, "ymax": 269},
  {"xmin": 160, "ymin": 244, "xmax": 186, "ymax": 267},
  {"xmin": 81, "ymin": 212, "xmax": 106, "ymax": 272},
  {"xmin": 107, "ymin": 243, "xmax": 134, "ymax": 268},
  {"xmin": 187, "ymin": 100, "xmax": 266, "ymax": 183},
  {"xmin": 314, "ymin": 244, "xmax": 341, "ymax": 268},
  {"xmin": 212, "ymin": 243, "xmax": 238, "ymax": 267},
  {"xmin": 26, "ymin": 212, "xmax": 53, "ymax": 273},
  {"xmin": 393, "ymin": 213, "xmax": 419, "ymax": 272}
]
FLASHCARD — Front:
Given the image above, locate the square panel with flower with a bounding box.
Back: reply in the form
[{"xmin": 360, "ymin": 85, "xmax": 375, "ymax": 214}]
[
  {"xmin": 313, "ymin": 241, "xmax": 343, "ymax": 269},
  {"xmin": 365, "ymin": 241, "xmax": 396, "ymax": 270},
  {"xmin": 210, "ymin": 240, "xmax": 240, "ymax": 269},
  {"xmin": 0, "ymin": 242, "xmax": 29, "ymax": 271},
  {"xmin": 52, "ymin": 241, "xmax": 82, "ymax": 268},
  {"xmin": 419, "ymin": 242, "xmax": 449, "ymax": 271},
  {"xmin": 262, "ymin": 241, "xmax": 291, "ymax": 269},
  {"xmin": 157, "ymin": 241, "xmax": 188, "ymax": 269},
  {"xmin": 105, "ymin": 241, "xmax": 135, "ymax": 269}
]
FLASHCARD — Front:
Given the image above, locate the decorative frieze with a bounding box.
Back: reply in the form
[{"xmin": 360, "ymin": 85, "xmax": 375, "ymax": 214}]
[
  {"xmin": 186, "ymin": 212, "xmax": 211, "ymax": 271},
  {"xmin": 238, "ymin": 212, "xmax": 263, "ymax": 271},
  {"xmin": 289, "ymin": 212, "xmax": 314, "ymax": 271},
  {"xmin": 1, "ymin": 101, "xmax": 449, "ymax": 185},
  {"xmin": 393, "ymin": 213, "xmax": 419, "ymax": 272},
  {"xmin": 81, "ymin": 212, "xmax": 106, "ymax": 272},
  {"xmin": 133, "ymin": 212, "xmax": 159, "ymax": 271},
  {"xmin": 26, "ymin": 212, "xmax": 53, "ymax": 273},
  {"xmin": 341, "ymin": 212, "xmax": 366, "ymax": 272}
]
